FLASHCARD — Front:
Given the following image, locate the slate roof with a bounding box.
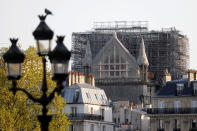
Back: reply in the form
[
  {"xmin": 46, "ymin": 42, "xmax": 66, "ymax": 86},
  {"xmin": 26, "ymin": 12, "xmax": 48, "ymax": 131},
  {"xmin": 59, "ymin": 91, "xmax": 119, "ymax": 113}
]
[
  {"xmin": 62, "ymin": 83, "xmax": 109, "ymax": 105},
  {"xmin": 155, "ymin": 80, "xmax": 197, "ymax": 97}
]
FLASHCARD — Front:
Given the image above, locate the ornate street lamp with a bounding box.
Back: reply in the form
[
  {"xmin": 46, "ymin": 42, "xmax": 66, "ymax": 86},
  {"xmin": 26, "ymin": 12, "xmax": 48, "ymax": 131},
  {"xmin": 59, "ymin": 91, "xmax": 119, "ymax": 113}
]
[
  {"xmin": 33, "ymin": 12, "xmax": 53, "ymax": 56},
  {"xmin": 3, "ymin": 38, "xmax": 25, "ymax": 95},
  {"xmin": 3, "ymin": 9, "xmax": 71, "ymax": 131},
  {"xmin": 3, "ymin": 38, "xmax": 25, "ymax": 80},
  {"xmin": 49, "ymin": 36, "xmax": 71, "ymax": 81},
  {"xmin": 49, "ymin": 36, "xmax": 71, "ymax": 95}
]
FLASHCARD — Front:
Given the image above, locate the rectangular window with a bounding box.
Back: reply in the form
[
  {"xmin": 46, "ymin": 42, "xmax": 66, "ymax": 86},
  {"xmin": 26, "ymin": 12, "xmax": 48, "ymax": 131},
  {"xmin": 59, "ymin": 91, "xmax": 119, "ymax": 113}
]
[
  {"xmin": 90, "ymin": 124, "xmax": 94, "ymax": 131},
  {"xmin": 124, "ymin": 109, "xmax": 127, "ymax": 123},
  {"xmin": 176, "ymin": 83, "xmax": 184, "ymax": 95},
  {"xmin": 116, "ymin": 65, "xmax": 119, "ymax": 70},
  {"xmin": 71, "ymin": 107, "xmax": 77, "ymax": 115},
  {"xmin": 104, "ymin": 65, "xmax": 108, "ymax": 70},
  {"xmin": 158, "ymin": 119, "xmax": 163, "ymax": 128},
  {"xmin": 158, "ymin": 101, "xmax": 164, "ymax": 108},
  {"xmin": 116, "ymin": 71, "xmax": 119, "ymax": 76},
  {"xmin": 194, "ymin": 83, "xmax": 197, "ymax": 94},
  {"xmin": 191, "ymin": 101, "xmax": 197, "ymax": 113},
  {"xmin": 158, "ymin": 101, "xmax": 164, "ymax": 113},
  {"xmin": 191, "ymin": 119, "xmax": 197, "ymax": 128},
  {"xmin": 101, "ymin": 109, "xmax": 105, "ymax": 120},
  {"xmin": 110, "ymin": 65, "xmax": 114, "ymax": 70},
  {"xmin": 174, "ymin": 101, "xmax": 181, "ymax": 112},
  {"xmin": 110, "ymin": 71, "xmax": 114, "ymax": 76},
  {"xmin": 91, "ymin": 107, "xmax": 94, "ymax": 114},
  {"xmin": 102, "ymin": 125, "xmax": 106, "ymax": 131},
  {"xmin": 174, "ymin": 119, "xmax": 179, "ymax": 129},
  {"xmin": 114, "ymin": 118, "xmax": 116, "ymax": 123},
  {"xmin": 121, "ymin": 65, "xmax": 126, "ymax": 70}
]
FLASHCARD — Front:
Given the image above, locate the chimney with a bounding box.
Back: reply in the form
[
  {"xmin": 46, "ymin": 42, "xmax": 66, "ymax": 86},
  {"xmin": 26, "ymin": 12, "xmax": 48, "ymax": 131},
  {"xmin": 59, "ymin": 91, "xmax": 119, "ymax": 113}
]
[
  {"xmin": 75, "ymin": 72, "xmax": 78, "ymax": 84},
  {"xmin": 187, "ymin": 70, "xmax": 194, "ymax": 82},
  {"xmin": 163, "ymin": 69, "xmax": 171, "ymax": 83},
  {"xmin": 68, "ymin": 72, "xmax": 72, "ymax": 86},
  {"xmin": 72, "ymin": 72, "xmax": 75, "ymax": 85}
]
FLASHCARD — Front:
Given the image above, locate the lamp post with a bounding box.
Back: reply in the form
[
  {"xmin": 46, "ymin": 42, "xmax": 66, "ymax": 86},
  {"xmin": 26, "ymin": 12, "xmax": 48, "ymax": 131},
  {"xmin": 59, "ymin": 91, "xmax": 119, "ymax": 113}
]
[{"xmin": 3, "ymin": 9, "xmax": 71, "ymax": 131}]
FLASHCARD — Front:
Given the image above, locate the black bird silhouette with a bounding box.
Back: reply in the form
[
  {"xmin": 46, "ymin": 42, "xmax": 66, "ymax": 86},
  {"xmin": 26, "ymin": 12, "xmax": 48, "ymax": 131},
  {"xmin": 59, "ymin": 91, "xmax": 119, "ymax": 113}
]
[{"xmin": 45, "ymin": 9, "xmax": 53, "ymax": 16}]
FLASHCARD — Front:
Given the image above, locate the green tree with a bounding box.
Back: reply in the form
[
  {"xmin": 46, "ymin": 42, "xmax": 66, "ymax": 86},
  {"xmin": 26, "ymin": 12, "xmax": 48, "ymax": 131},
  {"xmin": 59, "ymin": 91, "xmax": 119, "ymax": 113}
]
[{"xmin": 0, "ymin": 46, "xmax": 70, "ymax": 130}]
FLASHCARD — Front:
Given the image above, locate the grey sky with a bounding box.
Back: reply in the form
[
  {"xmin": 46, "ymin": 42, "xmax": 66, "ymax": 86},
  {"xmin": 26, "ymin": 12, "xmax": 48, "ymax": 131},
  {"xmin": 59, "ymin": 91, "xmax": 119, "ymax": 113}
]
[{"xmin": 1, "ymin": 0, "xmax": 197, "ymax": 68}]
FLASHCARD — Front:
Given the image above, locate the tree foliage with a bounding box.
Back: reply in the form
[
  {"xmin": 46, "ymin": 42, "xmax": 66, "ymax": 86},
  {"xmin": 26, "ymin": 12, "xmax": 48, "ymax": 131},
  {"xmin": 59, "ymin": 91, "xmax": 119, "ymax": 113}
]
[{"xmin": 0, "ymin": 46, "xmax": 70, "ymax": 130}]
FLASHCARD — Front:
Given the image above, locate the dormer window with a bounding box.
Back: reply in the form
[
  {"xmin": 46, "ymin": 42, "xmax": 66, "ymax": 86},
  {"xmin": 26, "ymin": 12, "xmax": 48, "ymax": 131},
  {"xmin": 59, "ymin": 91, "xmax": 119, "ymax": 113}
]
[
  {"xmin": 86, "ymin": 93, "xmax": 91, "ymax": 98},
  {"xmin": 73, "ymin": 90, "xmax": 80, "ymax": 103},
  {"xmin": 193, "ymin": 83, "xmax": 197, "ymax": 95},
  {"xmin": 176, "ymin": 83, "xmax": 184, "ymax": 96},
  {"xmin": 101, "ymin": 94, "xmax": 105, "ymax": 100},
  {"xmin": 95, "ymin": 94, "xmax": 99, "ymax": 99}
]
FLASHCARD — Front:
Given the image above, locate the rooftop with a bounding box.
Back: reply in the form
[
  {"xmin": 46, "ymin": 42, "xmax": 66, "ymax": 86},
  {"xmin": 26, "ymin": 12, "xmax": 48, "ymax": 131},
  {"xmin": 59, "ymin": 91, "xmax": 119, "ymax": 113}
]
[
  {"xmin": 155, "ymin": 80, "xmax": 197, "ymax": 97},
  {"xmin": 62, "ymin": 83, "xmax": 109, "ymax": 105}
]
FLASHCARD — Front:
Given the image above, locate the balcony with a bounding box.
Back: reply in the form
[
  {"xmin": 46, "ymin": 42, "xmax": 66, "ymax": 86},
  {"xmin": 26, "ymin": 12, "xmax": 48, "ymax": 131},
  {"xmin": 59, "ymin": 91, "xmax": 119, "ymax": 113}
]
[
  {"xmin": 173, "ymin": 128, "xmax": 180, "ymax": 131},
  {"xmin": 147, "ymin": 108, "xmax": 197, "ymax": 114},
  {"xmin": 189, "ymin": 128, "xmax": 197, "ymax": 131},
  {"xmin": 157, "ymin": 128, "xmax": 164, "ymax": 131},
  {"xmin": 68, "ymin": 113, "xmax": 104, "ymax": 121}
]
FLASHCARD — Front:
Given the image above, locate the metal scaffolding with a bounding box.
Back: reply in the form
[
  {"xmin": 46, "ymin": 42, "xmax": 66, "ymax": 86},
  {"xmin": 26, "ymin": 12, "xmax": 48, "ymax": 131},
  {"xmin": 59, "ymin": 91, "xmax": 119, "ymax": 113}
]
[{"xmin": 71, "ymin": 21, "xmax": 189, "ymax": 81}]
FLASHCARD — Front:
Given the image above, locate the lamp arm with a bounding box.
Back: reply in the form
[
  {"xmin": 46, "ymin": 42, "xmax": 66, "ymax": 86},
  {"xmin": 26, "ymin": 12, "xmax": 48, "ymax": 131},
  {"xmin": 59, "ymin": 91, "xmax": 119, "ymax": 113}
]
[
  {"xmin": 47, "ymin": 88, "xmax": 58, "ymax": 104},
  {"xmin": 9, "ymin": 87, "xmax": 40, "ymax": 103},
  {"xmin": 47, "ymin": 80, "xmax": 65, "ymax": 104}
]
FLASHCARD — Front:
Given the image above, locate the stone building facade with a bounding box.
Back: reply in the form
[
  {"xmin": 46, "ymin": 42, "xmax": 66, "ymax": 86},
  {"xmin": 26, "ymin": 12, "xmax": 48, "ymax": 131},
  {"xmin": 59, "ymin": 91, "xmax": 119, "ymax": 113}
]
[
  {"xmin": 148, "ymin": 71, "xmax": 197, "ymax": 131},
  {"xmin": 91, "ymin": 33, "xmax": 153, "ymax": 104},
  {"xmin": 62, "ymin": 83, "xmax": 114, "ymax": 131}
]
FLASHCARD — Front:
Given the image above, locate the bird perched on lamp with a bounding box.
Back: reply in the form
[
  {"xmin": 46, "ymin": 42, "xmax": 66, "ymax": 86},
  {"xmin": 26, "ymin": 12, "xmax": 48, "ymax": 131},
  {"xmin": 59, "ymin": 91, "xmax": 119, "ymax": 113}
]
[{"xmin": 45, "ymin": 8, "xmax": 53, "ymax": 16}]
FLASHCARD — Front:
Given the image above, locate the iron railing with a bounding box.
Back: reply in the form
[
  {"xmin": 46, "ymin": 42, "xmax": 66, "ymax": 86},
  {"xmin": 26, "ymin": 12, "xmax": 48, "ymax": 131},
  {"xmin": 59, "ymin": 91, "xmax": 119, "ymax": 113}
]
[
  {"xmin": 68, "ymin": 113, "xmax": 104, "ymax": 121},
  {"xmin": 147, "ymin": 108, "xmax": 197, "ymax": 114},
  {"xmin": 173, "ymin": 128, "xmax": 181, "ymax": 131},
  {"xmin": 189, "ymin": 128, "xmax": 197, "ymax": 131},
  {"xmin": 157, "ymin": 129, "xmax": 164, "ymax": 131}
]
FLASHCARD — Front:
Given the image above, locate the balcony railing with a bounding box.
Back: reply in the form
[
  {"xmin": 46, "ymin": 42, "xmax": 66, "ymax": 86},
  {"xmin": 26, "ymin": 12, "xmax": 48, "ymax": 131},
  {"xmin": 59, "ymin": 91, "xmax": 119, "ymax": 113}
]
[
  {"xmin": 173, "ymin": 128, "xmax": 180, "ymax": 131},
  {"xmin": 68, "ymin": 113, "xmax": 104, "ymax": 121},
  {"xmin": 157, "ymin": 128, "xmax": 164, "ymax": 131},
  {"xmin": 189, "ymin": 128, "xmax": 197, "ymax": 131},
  {"xmin": 147, "ymin": 108, "xmax": 197, "ymax": 114}
]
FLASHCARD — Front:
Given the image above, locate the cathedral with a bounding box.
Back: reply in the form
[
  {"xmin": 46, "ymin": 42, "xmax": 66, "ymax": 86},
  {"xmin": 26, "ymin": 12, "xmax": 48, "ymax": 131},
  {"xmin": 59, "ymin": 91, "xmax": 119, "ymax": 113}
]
[{"xmin": 82, "ymin": 32, "xmax": 154, "ymax": 104}]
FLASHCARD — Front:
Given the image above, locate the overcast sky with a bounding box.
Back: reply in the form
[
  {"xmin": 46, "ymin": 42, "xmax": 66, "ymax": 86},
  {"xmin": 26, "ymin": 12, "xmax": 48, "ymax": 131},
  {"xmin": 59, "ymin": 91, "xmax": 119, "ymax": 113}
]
[{"xmin": 0, "ymin": 0, "xmax": 197, "ymax": 68}]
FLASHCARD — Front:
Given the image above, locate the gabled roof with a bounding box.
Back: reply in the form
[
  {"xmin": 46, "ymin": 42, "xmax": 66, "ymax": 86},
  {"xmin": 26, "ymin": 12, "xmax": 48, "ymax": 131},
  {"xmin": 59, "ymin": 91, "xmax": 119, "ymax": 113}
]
[
  {"xmin": 155, "ymin": 80, "xmax": 197, "ymax": 97},
  {"xmin": 137, "ymin": 38, "xmax": 149, "ymax": 66},
  {"xmin": 93, "ymin": 32, "xmax": 137, "ymax": 65},
  {"xmin": 62, "ymin": 83, "xmax": 109, "ymax": 105}
]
